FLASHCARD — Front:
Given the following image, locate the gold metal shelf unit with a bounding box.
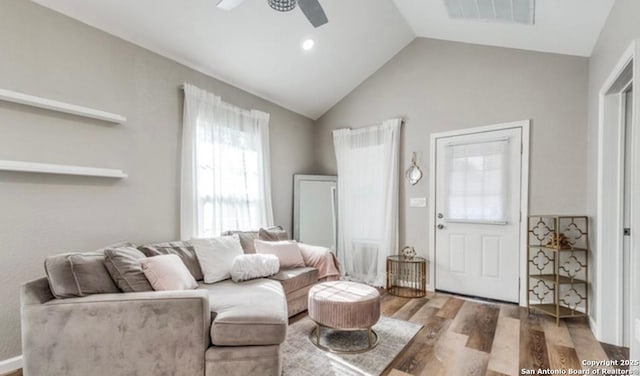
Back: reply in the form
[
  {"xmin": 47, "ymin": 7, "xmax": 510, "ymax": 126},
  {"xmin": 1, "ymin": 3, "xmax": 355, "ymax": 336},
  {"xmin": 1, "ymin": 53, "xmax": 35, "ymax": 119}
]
[{"xmin": 527, "ymin": 215, "xmax": 589, "ymax": 325}]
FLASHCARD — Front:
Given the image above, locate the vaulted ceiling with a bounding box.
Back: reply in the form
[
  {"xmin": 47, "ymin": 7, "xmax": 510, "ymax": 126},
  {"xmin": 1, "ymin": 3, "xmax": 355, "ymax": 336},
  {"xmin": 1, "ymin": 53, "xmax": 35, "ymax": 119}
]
[{"xmin": 33, "ymin": 0, "xmax": 614, "ymax": 120}]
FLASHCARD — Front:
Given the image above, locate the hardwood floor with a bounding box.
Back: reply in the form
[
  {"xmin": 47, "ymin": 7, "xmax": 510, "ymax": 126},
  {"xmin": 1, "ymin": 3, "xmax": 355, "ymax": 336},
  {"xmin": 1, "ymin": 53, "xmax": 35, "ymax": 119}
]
[
  {"xmin": 7, "ymin": 291, "xmax": 628, "ymax": 376},
  {"xmin": 376, "ymin": 291, "xmax": 629, "ymax": 376}
]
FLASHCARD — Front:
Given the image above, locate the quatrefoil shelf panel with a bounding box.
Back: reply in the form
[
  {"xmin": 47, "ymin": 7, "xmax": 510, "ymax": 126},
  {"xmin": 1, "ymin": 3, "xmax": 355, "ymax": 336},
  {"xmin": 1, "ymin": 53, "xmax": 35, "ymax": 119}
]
[{"xmin": 527, "ymin": 215, "xmax": 589, "ymax": 323}]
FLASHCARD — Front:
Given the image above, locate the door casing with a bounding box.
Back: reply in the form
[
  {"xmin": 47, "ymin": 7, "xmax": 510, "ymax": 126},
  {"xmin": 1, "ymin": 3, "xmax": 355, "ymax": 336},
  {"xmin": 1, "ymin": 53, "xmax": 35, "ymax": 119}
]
[
  {"xmin": 596, "ymin": 40, "xmax": 640, "ymax": 347},
  {"xmin": 428, "ymin": 120, "xmax": 530, "ymax": 306}
]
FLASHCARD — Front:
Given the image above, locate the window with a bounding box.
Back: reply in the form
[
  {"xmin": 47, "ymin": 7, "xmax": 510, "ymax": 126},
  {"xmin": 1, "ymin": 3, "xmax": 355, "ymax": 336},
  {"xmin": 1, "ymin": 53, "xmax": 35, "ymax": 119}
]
[
  {"xmin": 444, "ymin": 138, "xmax": 509, "ymax": 223},
  {"xmin": 197, "ymin": 125, "xmax": 263, "ymax": 237},
  {"xmin": 181, "ymin": 84, "xmax": 273, "ymax": 239}
]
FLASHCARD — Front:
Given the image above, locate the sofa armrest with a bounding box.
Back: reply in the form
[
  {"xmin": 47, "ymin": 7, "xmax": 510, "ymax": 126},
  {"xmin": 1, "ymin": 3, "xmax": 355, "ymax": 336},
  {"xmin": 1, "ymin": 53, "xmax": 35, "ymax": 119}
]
[{"xmin": 21, "ymin": 281, "xmax": 210, "ymax": 376}]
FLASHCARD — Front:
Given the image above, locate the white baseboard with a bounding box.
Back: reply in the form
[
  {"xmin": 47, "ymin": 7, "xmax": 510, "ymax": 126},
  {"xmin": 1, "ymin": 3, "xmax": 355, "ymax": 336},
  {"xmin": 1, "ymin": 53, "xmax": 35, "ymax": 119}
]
[
  {"xmin": 0, "ymin": 355, "xmax": 22, "ymax": 374},
  {"xmin": 589, "ymin": 315, "xmax": 600, "ymax": 341}
]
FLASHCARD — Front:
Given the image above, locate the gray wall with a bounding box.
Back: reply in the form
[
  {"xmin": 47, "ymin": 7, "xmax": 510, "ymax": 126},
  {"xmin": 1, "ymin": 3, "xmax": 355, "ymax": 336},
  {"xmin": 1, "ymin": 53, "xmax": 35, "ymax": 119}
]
[
  {"xmin": 0, "ymin": 0, "xmax": 315, "ymax": 360},
  {"xmin": 586, "ymin": 0, "xmax": 640, "ymax": 357},
  {"xmin": 315, "ymin": 37, "xmax": 588, "ymax": 265}
]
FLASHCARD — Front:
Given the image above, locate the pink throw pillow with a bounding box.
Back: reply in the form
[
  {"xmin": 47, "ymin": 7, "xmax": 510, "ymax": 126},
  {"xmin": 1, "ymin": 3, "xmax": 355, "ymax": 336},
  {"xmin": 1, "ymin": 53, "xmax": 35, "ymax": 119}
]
[
  {"xmin": 140, "ymin": 254, "xmax": 198, "ymax": 291},
  {"xmin": 254, "ymin": 240, "xmax": 305, "ymax": 269}
]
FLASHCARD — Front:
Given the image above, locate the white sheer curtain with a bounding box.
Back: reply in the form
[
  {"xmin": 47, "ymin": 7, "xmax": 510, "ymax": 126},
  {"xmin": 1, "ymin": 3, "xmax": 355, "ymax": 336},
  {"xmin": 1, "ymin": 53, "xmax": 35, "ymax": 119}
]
[
  {"xmin": 333, "ymin": 119, "xmax": 401, "ymax": 286},
  {"xmin": 181, "ymin": 83, "xmax": 274, "ymax": 239}
]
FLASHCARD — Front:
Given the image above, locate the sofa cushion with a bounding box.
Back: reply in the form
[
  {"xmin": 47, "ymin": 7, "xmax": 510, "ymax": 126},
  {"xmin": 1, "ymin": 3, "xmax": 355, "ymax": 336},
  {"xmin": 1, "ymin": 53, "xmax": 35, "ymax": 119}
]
[
  {"xmin": 258, "ymin": 227, "xmax": 288, "ymax": 241},
  {"xmin": 44, "ymin": 252, "xmax": 82, "ymax": 298},
  {"xmin": 230, "ymin": 254, "xmax": 279, "ymax": 282},
  {"xmin": 44, "ymin": 242, "xmax": 133, "ymax": 298},
  {"xmin": 192, "ymin": 235, "xmax": 244, "ymax": 284},
  {"xmin": 254, "ymin": 240, "xmax": 305, "ymax": 269},
  {"xmin": 141, "ymin": 254, "xmax": 199, "ymax": 291},
  {"xmin": 268, "ymin": 267, "xmax": 318, "ymax": 294},
  {"xmin": 138, "ymin": 241, "xmax": 203, "ymax": 281},
  {"xmin": 221, "ymin": 231, "xmax": 259, "ymax": 253},
  {"xmin": 67, "ymin": 253, "xmax": 120, "ymax": 296},
  {"xmin": 104, "ymin": 247, "xmax": 153, "ymax": 292},
  {"xmin": 198, "ymin": 279, "xmax": 287, "ymax": 346}
]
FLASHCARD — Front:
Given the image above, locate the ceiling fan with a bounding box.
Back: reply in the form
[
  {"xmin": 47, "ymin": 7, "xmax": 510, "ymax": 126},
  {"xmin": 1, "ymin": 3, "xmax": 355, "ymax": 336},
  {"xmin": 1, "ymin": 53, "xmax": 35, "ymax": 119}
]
[{"xmin": 217, "ymin": 0, "xmax": 328, "ymax": 28}]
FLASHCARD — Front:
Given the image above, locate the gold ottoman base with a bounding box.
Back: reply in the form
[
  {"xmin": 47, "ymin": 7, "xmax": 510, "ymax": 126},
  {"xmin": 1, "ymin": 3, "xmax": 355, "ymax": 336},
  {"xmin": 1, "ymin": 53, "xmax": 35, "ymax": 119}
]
[{"xmin": 308, "ymin": 322, "xmax": 380, "ymax": 354}]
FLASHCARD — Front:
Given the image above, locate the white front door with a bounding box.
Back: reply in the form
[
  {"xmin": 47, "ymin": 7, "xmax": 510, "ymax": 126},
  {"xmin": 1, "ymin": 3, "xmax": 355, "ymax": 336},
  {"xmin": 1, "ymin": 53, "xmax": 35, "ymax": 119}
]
[{"xmin": 434, "ymin": 126, "xmax": 522, "ymax": 302}]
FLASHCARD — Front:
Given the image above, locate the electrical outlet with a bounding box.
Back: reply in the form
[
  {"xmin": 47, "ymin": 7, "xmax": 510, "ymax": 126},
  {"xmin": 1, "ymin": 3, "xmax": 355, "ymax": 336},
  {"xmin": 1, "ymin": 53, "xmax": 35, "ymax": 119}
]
[{"xmin": 636, "ymin": 319, "xmax": 640, "ymax": 342}]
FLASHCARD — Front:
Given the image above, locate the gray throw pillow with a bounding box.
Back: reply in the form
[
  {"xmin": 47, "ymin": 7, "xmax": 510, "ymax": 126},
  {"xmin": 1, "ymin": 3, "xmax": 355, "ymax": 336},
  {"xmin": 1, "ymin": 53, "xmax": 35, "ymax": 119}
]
[
  {"xmin": 68, "ymin": 253, "xmax": 120, "ymax": 296},
  {"xmin": 258, "ymin": 227, "xmax": 289, "ymax": 242},
  {"xmin": 104, "ymin": 247, "xmax": 153, "ymax": 292},
  {"xmin": 138, "ymin": 241, "xmax": 203, "ymax": 281},
  {"xmin": 45, "ymin": 252, "xmax": 82, "ymax": 298},
  {"xmin": 44, "ymin": 241, "xmax": 133, "ymax": 298}
]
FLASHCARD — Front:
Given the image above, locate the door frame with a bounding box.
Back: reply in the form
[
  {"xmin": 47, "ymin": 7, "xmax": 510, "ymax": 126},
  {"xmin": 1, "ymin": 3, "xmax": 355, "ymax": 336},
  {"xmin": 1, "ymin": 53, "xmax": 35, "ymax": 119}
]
[
  {"xmin": 428, "ymin": 120, "xmax": 531, "ymax": 306},
  {"xmin": 595, "ymin": 40, "xmax": 639, "ymax": 346}
]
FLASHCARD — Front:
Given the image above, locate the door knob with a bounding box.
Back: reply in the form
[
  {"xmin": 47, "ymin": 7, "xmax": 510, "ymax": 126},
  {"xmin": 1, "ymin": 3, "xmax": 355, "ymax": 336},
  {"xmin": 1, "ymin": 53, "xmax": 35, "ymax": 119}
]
[{"xmin": 437, "ymin": 224, "xmax": 444, "ymax": 230}]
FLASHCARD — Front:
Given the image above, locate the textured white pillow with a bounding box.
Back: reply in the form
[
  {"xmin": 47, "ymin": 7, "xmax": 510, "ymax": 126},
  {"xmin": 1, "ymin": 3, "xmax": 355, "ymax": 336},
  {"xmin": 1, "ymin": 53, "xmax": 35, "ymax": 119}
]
[
  {"xmin": 140, "ymin": 254, "xmax": 198, "ymax": 291},
  {"xmin": 191, "ymin": 234, "xmax": 244, "ymax": 283},
  {"xmin": 230, "ymin": 254, "xmax": 280, "ymax": 282}
]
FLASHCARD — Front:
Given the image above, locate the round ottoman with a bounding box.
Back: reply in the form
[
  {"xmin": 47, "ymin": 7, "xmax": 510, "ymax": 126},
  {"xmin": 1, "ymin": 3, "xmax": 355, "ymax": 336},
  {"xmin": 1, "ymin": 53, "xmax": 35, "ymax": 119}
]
[{"xmin": 307, "ymin": 281, "xmax": 381, "ymax": 353}]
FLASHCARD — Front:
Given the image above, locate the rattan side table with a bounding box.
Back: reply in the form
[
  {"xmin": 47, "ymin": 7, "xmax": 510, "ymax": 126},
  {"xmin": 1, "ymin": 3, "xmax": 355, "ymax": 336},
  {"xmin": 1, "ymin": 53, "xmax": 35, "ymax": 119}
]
[{"xmin": 386, "ymin": 255, "xmax": 427, "ymax": 298}]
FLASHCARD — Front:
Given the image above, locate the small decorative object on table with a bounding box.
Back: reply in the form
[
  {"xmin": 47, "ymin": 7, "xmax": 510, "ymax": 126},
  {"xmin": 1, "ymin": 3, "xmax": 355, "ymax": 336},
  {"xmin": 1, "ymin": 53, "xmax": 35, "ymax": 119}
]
[
  {"xmin": 386, "ymin": 253, "xmax": 427, "ymax": 298},
  {"xmin": 546, "ymin": 232, "xmax": 571, "ymax": 249},
  {"xmin": 400, "ymin": 245, "xmax": 416, "ymax": 258}
]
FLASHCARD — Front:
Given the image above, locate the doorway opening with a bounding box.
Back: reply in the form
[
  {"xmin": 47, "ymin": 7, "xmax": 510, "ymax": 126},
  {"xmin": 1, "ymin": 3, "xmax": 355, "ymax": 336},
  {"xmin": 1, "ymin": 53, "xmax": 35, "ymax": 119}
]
[{"xmin": 597, "ymin": 40, "xmax": 639, "ymax": 348}]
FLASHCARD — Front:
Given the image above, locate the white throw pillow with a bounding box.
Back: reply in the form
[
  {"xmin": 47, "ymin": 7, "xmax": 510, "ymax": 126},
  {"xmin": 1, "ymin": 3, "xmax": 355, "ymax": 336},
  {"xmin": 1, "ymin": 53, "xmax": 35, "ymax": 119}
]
[
  {"xmin": 191, "ymin": 234, "xmax": 244, "ymax": 283},
  {"xmin": 254, "ymin": 239, "xmax": 305, "ymax": 269},
  {"xmin": 140, "ymin": 254, "xmax": 198, "ymax": 291},
  {"xmin": 230, "ymin": 254, "xmax": 280, "ymax": 282}
]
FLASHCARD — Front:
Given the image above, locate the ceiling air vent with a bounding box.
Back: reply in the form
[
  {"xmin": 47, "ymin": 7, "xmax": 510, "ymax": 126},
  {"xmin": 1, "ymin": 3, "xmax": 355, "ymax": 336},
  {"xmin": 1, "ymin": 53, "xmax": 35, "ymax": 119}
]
[{"xmin": 443, "ymin": 0, "xmax": 535, "ymax": 25}]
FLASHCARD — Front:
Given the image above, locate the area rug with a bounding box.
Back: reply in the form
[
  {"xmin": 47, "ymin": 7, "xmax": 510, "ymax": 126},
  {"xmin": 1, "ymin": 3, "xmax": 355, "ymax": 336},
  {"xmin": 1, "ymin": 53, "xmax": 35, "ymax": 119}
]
[{"xmin": 282, "ymin": 316, "xmax": 422, "ymax": 376}]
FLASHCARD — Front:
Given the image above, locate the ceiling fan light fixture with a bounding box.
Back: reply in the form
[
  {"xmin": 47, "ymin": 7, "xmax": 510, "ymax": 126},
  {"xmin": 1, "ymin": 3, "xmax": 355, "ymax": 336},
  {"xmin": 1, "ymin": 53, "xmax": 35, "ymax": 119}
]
[
  {"xmin": 268, "ymin": 0, "xmax": 297, "ymax": 12},
  {"xmin": 302, "ymin": 38, "xmax": 315, "ymax": 50}
]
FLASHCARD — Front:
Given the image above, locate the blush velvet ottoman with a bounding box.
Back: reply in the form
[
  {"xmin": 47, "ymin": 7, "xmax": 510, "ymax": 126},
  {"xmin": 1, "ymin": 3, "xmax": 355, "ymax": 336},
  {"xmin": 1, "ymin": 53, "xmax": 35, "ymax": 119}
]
[{"xmin": 307, "ymin": 281, "xmax": 381, "ymax": 353}]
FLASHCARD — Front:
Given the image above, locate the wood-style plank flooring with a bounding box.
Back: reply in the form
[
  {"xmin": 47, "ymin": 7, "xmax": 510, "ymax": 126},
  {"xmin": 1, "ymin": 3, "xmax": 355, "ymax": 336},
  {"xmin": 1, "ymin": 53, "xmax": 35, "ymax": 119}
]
[
  {"xmin": 375, "ymin": 291, "xmax": 629, "ymax": 376},
  {"xmin": 6, "ymin": 291, "xmax": 628, "ymax": 376}
]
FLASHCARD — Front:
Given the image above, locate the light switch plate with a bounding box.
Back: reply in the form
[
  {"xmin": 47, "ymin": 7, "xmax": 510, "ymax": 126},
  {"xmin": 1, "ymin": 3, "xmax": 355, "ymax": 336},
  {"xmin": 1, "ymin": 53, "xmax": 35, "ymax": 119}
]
[
  {"xmin": 410, "ymin": 197, "xmax": 427, "ymax": 208},
  {"xmin": 635, "ymin": 318, "xmax": 640, "ymax": 342}
]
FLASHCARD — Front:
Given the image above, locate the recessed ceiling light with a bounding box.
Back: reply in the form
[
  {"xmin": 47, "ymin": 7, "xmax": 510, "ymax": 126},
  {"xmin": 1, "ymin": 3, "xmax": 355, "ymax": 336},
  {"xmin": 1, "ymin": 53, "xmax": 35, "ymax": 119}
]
[{"xmin": 302, "ymin": 39, "xmax": 315, "ymax": 51}]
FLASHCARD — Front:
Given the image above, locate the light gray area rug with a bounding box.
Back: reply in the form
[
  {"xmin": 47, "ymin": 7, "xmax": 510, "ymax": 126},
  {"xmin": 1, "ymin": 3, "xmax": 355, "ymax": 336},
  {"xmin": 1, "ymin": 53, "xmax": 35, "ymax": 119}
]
[{"xmin": 283, "ymin": 316, "xmax": 422, "ymax": 376}]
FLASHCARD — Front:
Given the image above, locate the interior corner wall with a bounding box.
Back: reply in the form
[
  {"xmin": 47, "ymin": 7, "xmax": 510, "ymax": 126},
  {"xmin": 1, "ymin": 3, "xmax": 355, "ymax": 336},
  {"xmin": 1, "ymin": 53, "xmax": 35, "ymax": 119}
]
[
  {"xmin": 587, "ymin": 0, "xmax": 640, "ymax": 354},
  {"xmin": 314, "ymin": 37, "xmax": 588, "ymax": 297},
  {"xmin": 0, "ymin": 0, "xmax": 315, "ymax": 360}
]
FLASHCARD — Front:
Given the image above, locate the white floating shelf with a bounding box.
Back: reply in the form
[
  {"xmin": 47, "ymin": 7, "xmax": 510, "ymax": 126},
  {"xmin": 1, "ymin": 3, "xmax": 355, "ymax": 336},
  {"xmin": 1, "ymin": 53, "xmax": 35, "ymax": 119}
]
[
  {"xmin": 0, "ymin": 88, "xmax": 126, "ymax": 124},
  {"xmin": 0, "ymin": 160, "xmax": 127, "ymax": 178}
]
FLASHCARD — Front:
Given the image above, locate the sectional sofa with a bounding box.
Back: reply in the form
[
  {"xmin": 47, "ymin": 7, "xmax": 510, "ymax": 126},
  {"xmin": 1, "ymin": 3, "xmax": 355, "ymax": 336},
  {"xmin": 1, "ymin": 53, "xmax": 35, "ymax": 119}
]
[{"xmin": 20, "ymin": 231, "xmax": 336, "ymax": 376}]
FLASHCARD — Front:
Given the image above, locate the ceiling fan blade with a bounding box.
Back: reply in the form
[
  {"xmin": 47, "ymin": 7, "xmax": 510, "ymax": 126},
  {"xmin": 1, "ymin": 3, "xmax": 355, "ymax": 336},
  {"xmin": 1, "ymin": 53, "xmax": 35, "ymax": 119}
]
[
  {"xmin": 216, "ymin": 0, "xmax": 247, "ymax": 10},
  {"xmin": 297, "ymin": 0, "xmax": 328, "ymax": 28}
]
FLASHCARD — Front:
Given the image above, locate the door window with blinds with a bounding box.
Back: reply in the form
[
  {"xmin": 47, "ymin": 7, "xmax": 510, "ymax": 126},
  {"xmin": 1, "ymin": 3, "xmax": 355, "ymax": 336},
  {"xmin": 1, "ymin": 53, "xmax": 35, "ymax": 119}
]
[{"xmin": 444, "ymin": 137, "xmax": 509, "ymax": 224}]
